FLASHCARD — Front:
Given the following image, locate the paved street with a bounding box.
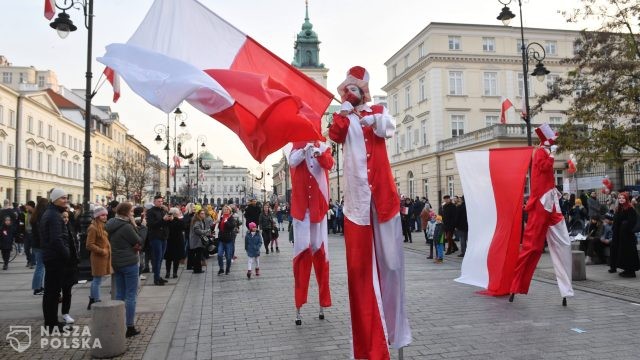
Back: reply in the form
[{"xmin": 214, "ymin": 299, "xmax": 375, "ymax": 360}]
[{"xmin": 2, "ymin": 229, "xmax": 640, "ymax": 359}]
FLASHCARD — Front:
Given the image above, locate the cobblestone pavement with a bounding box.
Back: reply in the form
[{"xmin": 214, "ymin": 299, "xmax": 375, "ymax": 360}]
[{"xmin": 158, "ymin": 233, "xmax": 640, "ymax": 359}]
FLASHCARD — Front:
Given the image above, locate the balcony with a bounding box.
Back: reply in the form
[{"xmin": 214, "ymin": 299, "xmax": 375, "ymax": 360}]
[{"xmin": 436, "ymin": 123, "xmax": 562, "ymax": 152}]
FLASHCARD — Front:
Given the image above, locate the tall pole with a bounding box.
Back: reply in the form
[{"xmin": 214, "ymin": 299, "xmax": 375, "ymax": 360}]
[
  {"xmin": 165, "ymin": 113, "xmax": 170, "ymax": 198},
  {"xmin": 517, "ymin": 0, "xmax": 532, "ymax": 146},
  {"xmin": 172, "ymin": 115, "xmax": 177, "ymax": 195},
  {"xmin": 81, "ymin": 0, "xmax": 94, "ymax": 231},
  {"xmin": 336, "ymin": 144, "xmax": 340, "ymax": 202}
]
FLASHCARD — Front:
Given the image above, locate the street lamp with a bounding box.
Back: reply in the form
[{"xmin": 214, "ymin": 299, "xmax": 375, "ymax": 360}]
[
  {"xmin": 194, "ymin": 135, "xmax": 209, "ymax": 203},
  {"xmin": 48, "ymin": 0, "xmax": 94, "ymax": 246},
  {"xmin": 497, "ymin": 0, "xmax": 550, "ymax": 146},
  {"xmin": 153, "ymin": 107, "xmax": 186, "ymax": 201}
]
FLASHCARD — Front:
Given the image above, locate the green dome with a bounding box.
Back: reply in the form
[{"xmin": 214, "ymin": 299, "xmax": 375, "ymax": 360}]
[{"xmin": 199, "ymin": 151, "xmax": 215, "ymax": 161}]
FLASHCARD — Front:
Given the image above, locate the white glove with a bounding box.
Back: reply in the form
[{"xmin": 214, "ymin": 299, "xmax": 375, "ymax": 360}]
[
  {"xmin": 340, "ymin": 101, "xmax": 354, "ymax": 113},
  {"xmin": 360, "ymin": 115, "xmax": 375, "ymax": 126},
  {"xmin": 550, "ymin": 145, "xmax": 558, "ymax": 153}
]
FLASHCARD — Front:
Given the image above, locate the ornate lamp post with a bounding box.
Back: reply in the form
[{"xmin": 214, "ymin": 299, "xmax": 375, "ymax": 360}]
[
  {"xmin": 194, "ymin": 135, "xmax": 208, "ymax": 203},
  {"xmin": 497, "ymin": 0, "xmax": 551, "ymax": 146},
  {"xmin": 153, "ymin": 108, "xmax": 186, "ymax": 201}
]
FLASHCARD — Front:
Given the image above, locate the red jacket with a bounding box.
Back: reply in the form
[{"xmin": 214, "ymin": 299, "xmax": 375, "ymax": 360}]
[{"xmin": 289, "ymin": 143, "xmax": 333, "ymax": 223}]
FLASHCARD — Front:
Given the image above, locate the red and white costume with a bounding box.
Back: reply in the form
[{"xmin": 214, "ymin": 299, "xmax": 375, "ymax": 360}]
[
  {"xmin": 329, "ymin": 66, "xmax": 411, "ymax": 360},
  {"xmin": 510, "ymin": 124, "xmax": 574, "ymax": 298},
  {"xmin": 289, "ymin": 141, "xmax": 333, "ymax": 310}
]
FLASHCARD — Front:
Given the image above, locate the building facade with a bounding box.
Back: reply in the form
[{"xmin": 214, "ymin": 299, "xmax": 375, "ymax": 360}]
[{"xmin": 382, "ymin": 22, "xmax": 578, "ymax": 202}]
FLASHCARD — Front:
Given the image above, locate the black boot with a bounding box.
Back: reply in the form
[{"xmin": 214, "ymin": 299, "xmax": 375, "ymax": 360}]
[
  {"xmin": 87, "ymin": 297, "xmax": 95, "ymax": 310},
  {"xmin": 126, "ymin": 326, "xmax": 140, "ymax": 338}
]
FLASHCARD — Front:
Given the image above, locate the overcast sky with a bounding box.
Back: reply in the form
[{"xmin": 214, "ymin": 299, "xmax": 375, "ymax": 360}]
[{"xmin": 2, "ymin": 0, "xmax": 594, "ymax": 185}]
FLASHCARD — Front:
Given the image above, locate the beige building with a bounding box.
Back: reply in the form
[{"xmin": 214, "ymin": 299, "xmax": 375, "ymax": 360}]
[{"xmin": 382, "ymin": 22, "xmax": 577, "ymax": 202}]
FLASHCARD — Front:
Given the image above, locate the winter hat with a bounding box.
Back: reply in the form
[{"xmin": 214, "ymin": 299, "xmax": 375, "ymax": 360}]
[
  {"xmin": 93, "ymin": 206, "xmax": 108, "ymax": 218},
  {"xmin": 534, "ymin": 123, "xmax": 558, "ymax": 146},
  {"xmin": 49, "ymin": 188, "xmax": 67, "ymax": 202},
  {"xmin": 248, "ymin": 222, "xmax": 257, "ymax": 229},
  {"xmin": 337, "ymin": 66, "xmax": 371, "ymax": 103},
  {"xmin": 436, "ymin": 215, "xmax": 443, "ymax": 222}
]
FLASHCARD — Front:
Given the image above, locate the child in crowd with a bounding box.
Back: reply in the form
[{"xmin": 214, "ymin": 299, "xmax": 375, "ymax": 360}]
[
  {"xmin": 245, "ymin": 222, "xmax": 262, "ymax": 279},
  {"xmin": 425, "ymin": 212, "xmax": 436, "ymax": 260},
  {"xmin": 1, "ymin": 216, "xmax": 15, "ymax": 270},
  {"xmin": 433, "ymin": 215, "xmax": 444, "ymax": 264}
]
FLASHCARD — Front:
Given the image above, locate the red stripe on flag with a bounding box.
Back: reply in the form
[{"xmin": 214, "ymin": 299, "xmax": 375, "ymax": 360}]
[
  {"xmin": 44, "ymin": 0, "xmax": 55, "ymax": 20},
  {"xmin": 482, "ymin": 147, "xmax": 533, "ymax": 296},
  {"xmin": 103, "ymin": 67, "xmax": 120, "ymax": 102},
  {"xmin": 500, "ymin": 98, "xmax": 513, "ymax": 124}
]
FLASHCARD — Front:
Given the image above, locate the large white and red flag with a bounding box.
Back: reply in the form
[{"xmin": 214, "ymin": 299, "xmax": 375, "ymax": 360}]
[
  {"xmin": 97, "ymin": 0, "xmax": 332, "ymax": 162},
  {"xmin": 454, "ymin": 147, "xmax": 533, "ymax": 296}
]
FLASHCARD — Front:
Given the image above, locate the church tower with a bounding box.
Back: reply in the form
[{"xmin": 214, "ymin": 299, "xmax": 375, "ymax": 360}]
[{"xmin": 292, "ymin": 0, "xmax": 328, "ymax": 88}]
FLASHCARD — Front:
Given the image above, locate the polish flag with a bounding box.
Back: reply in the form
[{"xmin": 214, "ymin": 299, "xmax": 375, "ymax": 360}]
[
  {"xmin": 103, "ymin": 67, "xmax": 120, "ymax": 102},
  {"xmin": 173, "ymin": 155, "xmax": 181, "ymax": 169},
  {"xmin": 454, "ymin": 147, "xmax": 533, "ymax": 295},
  {"xmin": 97, "ymin": 0, "xmax": 332, "ymax": 163},
  {"xmin": 500, "ymin": 98, "xmax": 513, "ymax": 124},
  {"xmin": 44, "ymin": 0, "xmax": 55, "ymax": 20}
]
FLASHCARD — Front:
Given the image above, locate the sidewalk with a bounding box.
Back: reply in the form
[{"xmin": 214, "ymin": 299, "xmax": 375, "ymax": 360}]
[{"xmin": 2, "ymin": 231, "xmax": 640, "ymax": 359}]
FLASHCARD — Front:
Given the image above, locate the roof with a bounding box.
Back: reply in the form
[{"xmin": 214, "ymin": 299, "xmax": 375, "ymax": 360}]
[{"xmin": 46, "ymin": 89, "xmax": 81, "ymax": 110}]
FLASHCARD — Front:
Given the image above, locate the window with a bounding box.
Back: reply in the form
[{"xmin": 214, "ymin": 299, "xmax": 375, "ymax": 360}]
[
  {"xmin": 546, "ymin": 74, "xmax": 560, "ymax": 94},
  {"xmin": 26, "ymin": 148, "xmax": 33, "ymax": 170},
  {"xmin": 447, "ymin": 175, "xmax": 455, "ymax": 197},
  {"xmin": 545, "ymin": 41, "xmax": 557, "ymax": 55},
  {"xmin": 0, "ymin": 105, "xmax": 3, "ymax": 124},
  {"xmin": 2, "ymin": 72, "xmax": 11, "ymax": 84},
  {"xmin": 448, "ymin": 71, "xmax": 463, "ymax": 95},
  {"xmin": 0, "ymin": 141, "xmax": 3, "ymax": 164},
  {"xmin": 405, "ymin": 126, "xmax": 412, "ymax": 151},
  {"xmin": 549, "ymin": 116, "xmax": 563, "ymax": 124},
  {"xmin": 61, "ymin": 159, "xmax": 66, "ymax": 177},
  {"xmin": 418, "ymin": 76, "xmax": 426, "ymax": 101},
  {"xmin": 392, "ymin": 94, "xmax": 399, "ymax": 114},
  {"xmin": 423, "ymin": 178, "xmax": 429, "ymax": 198},
  {"xmin": 518, "ymin": 73, "xmax": 533, "ymax": 97},
  {"xmin": 404, "ymin": 55, "xmax": 410, "ymax": 71},
  {"xmin": 69, "ymin": 162, "xmax": 73, "ymax": 179},
  {"xmin": 7, "ymin": 144, "xmax": 14, "ymax": 166},
  {"xmin": 37, "ymin": 151, "xmax": 42, "ymax": 171},
  {"xmin": 420, "ymin": 119, "xmax": 427, "ymax": 146},
  {"xmin": 38, "ymin": 76, "xmax": 45, "ymax": 87},
  {"xmin": 400, "ymin": 133, "xmax": 406, "ymax": 151},
  {"xmin": 47, "ymin": 154, "xmax": 52, "ymax": 172},
  {"xmin": 516, "ymin": 39, "xmax": 529, "ymax": 52},
  {"xmin": 62, "ymin": 133, "xmax": 67, "ymax": 147},
  {"xmin": 94, "ymin": 164, "xmax": 99, "ymax": 180},
  {"xmin": 38, "ymin": 120, "xmax": 43, "ymax": 137},
  {"xmin": 27, "ymin": 116, "xmax": 34, "ymax": 133},
  {"xmin": 451, "ymin": 115, "xmax": 465, "ymax": 137},
  {"xmin": 9, "ymin": 110, "xmax": 15, "ymax": 128},
  {"xmin": 392, "ymin": 64, "xmax": 397, "ymax": 78},
  {"xmin": 574, "ymin": 81, "xmax": 586, "ymax": 97},
  {"xmin": 483, "ymin": 72, "xmax": 498, "ymax": 96},
  {"xmin": 448, "ymin": 36, "xmax": 461, "ymax": 50},
  {"xmin": 404, "ymin": 85, "xmax": 411, "ymax": 109},
  {"xmin": 418, "ymin": 42, "xmax": 425, "ymax": 58},
  {"xmin": 394, "ymin": 131, "xmax": 400, "ymax": 155},
  {"xmin": 19, "ymin": 73, "xmax": 26, "ymax": 84},
  {"xmin": 554, "ymin": 169, "xmax": 564, "ymax": 189},
  {"xmin": 408, "ymin": 171, "xmax": 415, "ymax": 199},
  {"xmin": 48, "ymin": 125, "xmax": 53, "ymax": 140},
  {"xmin": 485, "ymin": 115, "xmax": 500, "ymax": 127},
  {"xmin": 482, "ymin": 37, "xmax": 495, "ymax": 52}
]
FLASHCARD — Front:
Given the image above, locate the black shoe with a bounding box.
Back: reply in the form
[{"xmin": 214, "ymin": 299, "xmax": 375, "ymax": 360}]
[
  {"xmin": 426, "ymin": 256, "xmax": 433, "ymax": 259},
  {"xmin": 409, "ymin": 240, "xmax": 412, "ymax": 243},
  {"xmin": 126, "ymin": 326, "xmax": 140, "ymax": 338},
  {"xmin": 266, "ymin": 249, "xmax": 269, "ymax": 254},
  {"xmin": 608, "ymin": 268, "xmax": 617, "ymax": 273},
  {"xmin": 276, "ymin": 247, "xmax": 280, "ymax": 253},
  {"xmin": 160, "ymin": 278, "xmax": 168, "ymax": 283},
  {"xmin": 142, "ymin": 268, "xmax": 150, "ymax": 273},
  {"xmin": 154, "ymin": 280, "xmax": 165, "ymax": 286},
  {"xmin": 172, "ymin": 273, "xmax": 178, "ymax": 278},
  {"xmin": 403, "ymin": 240, "xmax": 408, "ymax": 243},
  {"xmin": 2, "ymin": 265, "xmax": 7, "ymax": 270},
  {"xmin": 619, "ymin": 271, "xmax": 636, "ymax": 278},
  {"xmin": 193, "ymin": 270, "xmax": 203, "ymax": 274},
  {"xmin": 225, "ymin": 269, "xmax": 230, "ymax": 275},
  {"xmin": 87, "ymin": 297, "xmax": 95, "ymax": 310},
  {"xmin": 165, "ymin": 273, "xmax": 170, "ymax": 279},
  {"xmin": 271, "ymin": 247, "xmax": 274, "ymax": 253},
  {"xmin": 218, "ymin": 269, "xmax": 224, "ymax": 275},
  {"xmin": 457, "ymin": 253, "xmax": 465, "ymax": 257},
  {"xmin": 34, "ymin": 288, "xmax": 44, "ymax": 296}
]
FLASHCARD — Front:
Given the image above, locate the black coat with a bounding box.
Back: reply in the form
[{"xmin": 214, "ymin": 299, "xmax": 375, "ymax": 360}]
[
  {"xmin": 218, "ymin": 215, "xmax": 237, "ymax": 243},
  {"xmin": 40, "ymin": 204, "xmax": 70, "ymax": 266},
  {"xmin": 164, "ymin": 218, "xmax": 186, "ymax": 261},
  {"xmin": 146, "ymin": 206, "xmax": 169, "ymax": 240},
  {"xmin": 62, "ymin": 223, "xmax": 79, "ymax": 288},
  {"xmin": 610, "ymin": 207, "xmax": 639, "ymax": 272},
  {"xmin": 244, "ymin": 204, "xmax": 261, "ymax": 226},
  {"xmin": 455, "ymin": 203, "xmax": 468, "ymax": 232},
  {"xmin": 441, "ymin": 202, "xmax": 457, "ymax": 232}
]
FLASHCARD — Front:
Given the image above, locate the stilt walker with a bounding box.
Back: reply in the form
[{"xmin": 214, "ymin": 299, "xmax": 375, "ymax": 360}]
[
  {"xmin": 329, "ymin": 66, "xmax": 412, "ymax": 359},
  {"xmin": 289, "ymin": 141, "xmax": 333, "ymax": 325},
  {"xmin": 509, "ymin": 123, "xmax": 574, "ymax": 305}
]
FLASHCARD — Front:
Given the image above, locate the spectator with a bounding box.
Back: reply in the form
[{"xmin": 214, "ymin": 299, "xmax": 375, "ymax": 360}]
[
  {"xmin": 455, "ymin": 196, "xmax": 468, "ymax": 258},
  {"xmin": 188, "ymin": 209, "xmax": 208, "ymax": 274},
  {"xmin": 106, "ymin": 202, "xmax": 147, "ymax": 337},
  {"xmin": 146, "ymin": 195, "xmax": 171, "ymax": 285},
  {"xmin": 85, "ymin": 206, "xmax": 111, "ymax": 310},
  {"xmin": 244, "ymin": 222, "xmax": 262, "ymax": 279},
  {"xmin": 587, "ymin": 191, "xmax": 601, "ymax": 219},
  {"xmin": 243, "ymin": 198, "xmax": 261, "ymax": 231},
  {"xmin": 259, "ymin": 203, "xmax": 274, "ymax": 254},
  {"xmin": 441, "ymin": 195, "xmax": 458, "ymax": 254},
  {"xmin": 583, "ymin": 216, "xmax": 603, "ymax": 265},
  {"xmin": 433, "ymin": 215, "xmax": 444, "ymax": 263},
  {"xmin": 40, "ymin": 188, "xmax": 71, "ymax": 332},
  {"xmin": 568, "ymin": 199, "xmax": 588, "ymax": 236},
  {"xmin": 60, "ymin": 211, "xmax": 79, "ymax": 325},
  {"xmin": 400, "ymin": 197, "xmax": 412, "ymax": 243},
  {"xmin": 217, "ymin": 205, "xmax": 237, "ymax": 275},
  {"xmin": 23, "ymin": 201, "xmax": 36, "ymax": 268},
  {"xmin": 1, "ymin": 216, "xmax": 15, "ymax": 270},
  {"xmin": 609, "ymin": 192, "xmax": 639, "ymax": 278},
  {"xmin": 30, "ymin": 198, "xmax": 48, "ymax": 295},
  {"xmin": 412, "ymin": 196, "xmax": 423, "ymax": 233},
  {"xmin": 0, "ymin": 199, "xmax": 17, "ymax": 240},
  {"xmin": 164, "ymin": 207, "xmax": 185, "ymax": 279}
]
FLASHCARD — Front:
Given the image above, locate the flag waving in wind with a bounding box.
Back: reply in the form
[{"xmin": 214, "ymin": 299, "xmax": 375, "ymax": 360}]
[
  {"xmin": 500, "ymin": 98, "xmax": 513, "ymax": 124},
  {"xmin": 97, "ymin": 0, "xmax": 333, "ymax": 162}
]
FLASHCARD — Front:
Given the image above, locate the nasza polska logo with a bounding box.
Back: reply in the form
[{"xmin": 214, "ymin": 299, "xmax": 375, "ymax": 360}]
[
  {"xmin": 6, "ymin": 325, "xmax": 102, "ymax": 352},
  {"xmin": 6, "ymin": 325, "xmax": 31, "ymax": 353}
]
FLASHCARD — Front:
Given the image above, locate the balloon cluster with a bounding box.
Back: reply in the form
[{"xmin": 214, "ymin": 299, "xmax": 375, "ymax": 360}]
[
  {"xmin": 567, "ymin": 154, "xmax": 577, "ymax": 174},
  {"xmin": 601, "ymin": 175, "xmax": 613, "ymax": 194}
]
